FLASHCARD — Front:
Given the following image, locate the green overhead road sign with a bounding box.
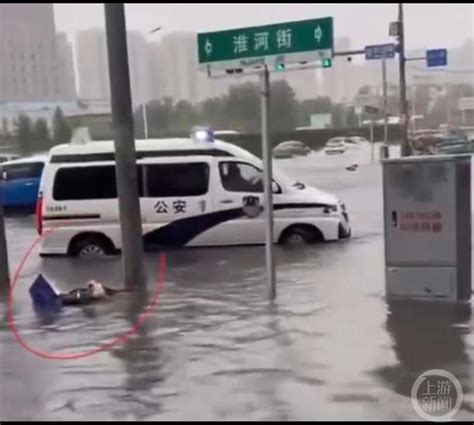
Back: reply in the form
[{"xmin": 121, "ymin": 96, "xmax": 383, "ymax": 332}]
[{"xmin": 198, "ymin": 17, "xmax": 333, "ymax": 71}]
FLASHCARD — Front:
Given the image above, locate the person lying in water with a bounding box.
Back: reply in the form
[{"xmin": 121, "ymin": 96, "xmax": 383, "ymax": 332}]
[
  {"xmin": 59, "ymin": 280, "xmax": 131, "ymax": 306},
  {"xmin": 29, "ymin": 275, "xmax": 134, "ymax": 309}
]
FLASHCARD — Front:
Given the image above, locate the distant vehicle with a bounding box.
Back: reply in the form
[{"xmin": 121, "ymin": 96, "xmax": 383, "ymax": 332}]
[
  {"xmin": 437, "ymin": 139, "xmax": 474, "ymax": 155},
  {"xmin": 0, "ymin": 154, "xmax": 20, "ymax": 164},
  {"xmin": 273, "ymin": 140, "xmax": 311, "ymax": 158},
  {"xmin": 324, "ymin": 137, "xmax": 347, "ymax": 155},
  {"xmin": 213, "ymin": 130, "xmax": 241, "ymax": 136},
  {"xmin": 273, "ymin": 149, "xmax": 293, "ymax": 159},
  {"xmin": 0, "ymin": 156, "xmax": 47, "ymax": 208},
  {"xmin": 37, "ymin": 130, "xmax": 351, "ymax": 256},
  {"xmin": 348, "ymin": 136, "xmax": 369, "ymax": 145}
]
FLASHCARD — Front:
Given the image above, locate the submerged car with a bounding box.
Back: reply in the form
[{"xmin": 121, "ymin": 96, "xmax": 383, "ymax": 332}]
[
  {"xmin": 347, "ymin": 136, "xmax": 369, "ymax": 147},
  {"xmin": 324, "ymin": 138, "xmax": 347, "ymax": 155},
  {"xmin": 273, "ymin": 140, "xmax": 311, "ymax": 158}
]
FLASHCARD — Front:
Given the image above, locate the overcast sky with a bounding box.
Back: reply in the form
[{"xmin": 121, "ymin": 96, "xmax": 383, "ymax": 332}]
[{"xmin": 54, "ymin": 3, "xmax": 473, "ymax": 49}]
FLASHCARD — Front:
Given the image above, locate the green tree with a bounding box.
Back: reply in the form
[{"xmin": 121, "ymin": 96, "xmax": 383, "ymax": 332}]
[
  {"xmin": 16, "ymin": 114, "xmax": 33, "ymax": 155},
  {"xmin": 53, "ymin": 107, "xmax": 72, "ymax": 145},
  {"xmin": 199, "ymin": 97, "xmax": 227, "ymax": 130},
  {"xmin": 133, "ymin": 104, "xmax": 146, "ymax": 139},
  {"xmin": 144, "ymin": 97, "xmax": 175, "ymax": 137},
  {"xmin": 1, "ymin": 118, "xmax": 14, "ymax": 146},
  {"xmin": 33, "ymin": 118, "xmax": 51, "ymax": 152},
  {"xmin": 2, "ymin": 118, "xmax": 10, "ymax": 138},
  {"xmin": 225, "ymin": 82, "xmax": 260, "ymax": 132},
  {"xmin": 172, "ymin": 99, "xmax": 196, "ymax": 132},
  {"xmin": 269, "ymin": 80, "xmax": 299, "ymax": 132}
]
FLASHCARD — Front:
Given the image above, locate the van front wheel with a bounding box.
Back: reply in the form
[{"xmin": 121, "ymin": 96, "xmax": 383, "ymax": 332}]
[
  {"xmin": 69, "ymin": 234, "xmax": 114, "ymax": 258},
  {"xmin": 279, "ymin": 225, "xmax": 323, "ymax": 246}
]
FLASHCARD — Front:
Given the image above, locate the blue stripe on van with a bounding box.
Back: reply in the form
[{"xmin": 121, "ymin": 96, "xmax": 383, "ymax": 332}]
[
  {"xmin": 144, "ymin": 207, "xmax": 244, "ymax": 246},
  {"xmin": 143, "ymin": 202, "xmax": 330, "ymax": 246}
]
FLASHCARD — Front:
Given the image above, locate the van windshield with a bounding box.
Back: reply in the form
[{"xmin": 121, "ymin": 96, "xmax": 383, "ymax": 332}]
[{"xmin": 222, "ymin": 142, "xmax": 306, "ymax": 190}]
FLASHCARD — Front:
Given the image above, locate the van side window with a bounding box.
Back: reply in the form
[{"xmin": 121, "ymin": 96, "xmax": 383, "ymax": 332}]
[
  {"xmin": 2, "ymin": 162, "xmax": 44, "ymax": 181},
  {"xmin": 53, "ymin": 165, "xmax": 143, "ymax": 200},
  {"xmin": 145, "ymin": 163, "xmax": 209, "ymax": 197},
  {"xmin": 219, "ymin": 162, "xmax": 263, "ymax": 193}
]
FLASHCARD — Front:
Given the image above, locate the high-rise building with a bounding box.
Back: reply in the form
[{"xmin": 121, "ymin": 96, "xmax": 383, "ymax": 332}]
[
  {"xmin": 126, "ymin": 31, "xmax": 151, "ymax": 105},
  {"xmin": 151, "ymin": 31, "xmax": 242, "ymax": 104},
  {"xmin": 154, "ymin": 32, "xmax": 199, "ymax": 104},
  {"xmin": 0, "ymin": 3, "xmax": 75, "ymax": 102},
  {"xmin": 75, "ymin": 29, "xmax": 110, "ymax": 101},
  {"xmin": 56, "ymin": 32, "xmax": 77, "ymax": 100},
  {"xmin": 76, "ymin": 29, "xmax": 151, "ymax": 105}
]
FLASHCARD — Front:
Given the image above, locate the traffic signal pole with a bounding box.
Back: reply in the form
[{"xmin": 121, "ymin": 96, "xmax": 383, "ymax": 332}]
[
  {"xmin": 104, "ymin": 3, "xmax": 146, "ymax": 288},
  {"xmin": 382, "ymin": 57, "xmax": 389, "ymax": 144},
  {"xmin": 398, "ymin": 3, "xmax": 410, "ymax": 157}
]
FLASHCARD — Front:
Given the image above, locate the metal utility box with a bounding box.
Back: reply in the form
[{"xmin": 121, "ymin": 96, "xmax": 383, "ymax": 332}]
[{"xmin": 383, "ymin": 155, "xmax": 472, "ymax": 302}]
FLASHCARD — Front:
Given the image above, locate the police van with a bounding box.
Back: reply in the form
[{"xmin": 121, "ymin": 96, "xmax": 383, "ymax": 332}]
[{"xmin": 37, "ymin": 129, "xmax": 351, "ymax": 257}]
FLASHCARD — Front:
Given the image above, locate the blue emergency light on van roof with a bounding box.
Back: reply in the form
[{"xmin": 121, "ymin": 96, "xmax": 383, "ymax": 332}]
[{"xmin": 191, "ymin": 126, "xmax": 214, "ymax": 143}]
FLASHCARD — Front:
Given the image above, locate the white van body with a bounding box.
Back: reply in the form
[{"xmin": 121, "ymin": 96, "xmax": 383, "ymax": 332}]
[{"xmin": 38, "ymin": 137, "xmax": 351, "ymax": 256}]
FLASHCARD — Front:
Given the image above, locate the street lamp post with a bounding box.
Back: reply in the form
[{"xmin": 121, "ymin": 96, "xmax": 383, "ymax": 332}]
[
  {"xmin": 142, "ymin": 25, "xmax": 163, "ymax": 140},
  {"xmin": 142, "ymin": 103, "xmax": 148, "ymax": 139}
]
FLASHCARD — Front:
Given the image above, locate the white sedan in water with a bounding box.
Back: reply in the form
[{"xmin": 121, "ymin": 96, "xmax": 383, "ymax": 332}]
[
  {"xmin": 273, "ymin": 140, "xmax": 312, "ymax": 159},
  {"xmin": 347, "ymin": 136, "xmax": 369, "ymax": 148},
  {"xmin": 324, "ymin": 137, "xmax": 347, "ymax": 155}
]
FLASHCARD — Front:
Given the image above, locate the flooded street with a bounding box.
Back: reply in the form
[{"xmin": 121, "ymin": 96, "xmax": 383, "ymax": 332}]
[{"xmin": 1, "ymin": 143, "xmax": 473, "ymax": 421}]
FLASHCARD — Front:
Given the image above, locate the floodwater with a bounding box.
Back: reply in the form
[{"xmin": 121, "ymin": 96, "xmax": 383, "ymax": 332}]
[{"xmin": 0, "ymin": 143, "xmax": 473, "ymax": 420}]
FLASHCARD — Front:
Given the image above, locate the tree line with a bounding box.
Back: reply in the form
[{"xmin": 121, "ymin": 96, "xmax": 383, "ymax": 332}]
[
  {"xmin": 4, "ymin": 80, "xmax": 472, "ymax": 156},
  {"xmin": 2, "ymin": 107, "xmax": 72, "ymax": 156},
  {"xmin": 355, "ymin": 82, "xmax": 474, "ymax": 128},
  {"xmin": 133, "ymin": 79, "xmax": 359, "ymax": 138}
]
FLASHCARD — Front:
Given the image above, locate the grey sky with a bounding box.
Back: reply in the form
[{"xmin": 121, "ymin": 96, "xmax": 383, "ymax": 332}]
[{"xmin": 54, "ymin": 3, "xmax": 473, "ymax": 49}]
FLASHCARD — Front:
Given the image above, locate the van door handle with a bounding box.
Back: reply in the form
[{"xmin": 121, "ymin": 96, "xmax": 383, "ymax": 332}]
[
  {"xmin": 24, "ymin": 183, "xmax": 34, "ymax": 186},
  {"xmin": 221, "ymin": 199, "xmax": 234, "ymax": 204}
]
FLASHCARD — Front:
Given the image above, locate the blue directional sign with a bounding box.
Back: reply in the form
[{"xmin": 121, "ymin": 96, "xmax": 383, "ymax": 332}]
[
  {"xmin": 365, "ymin": 43, "xmax": 396, "ymax": 60},
  {"xmin": 426, "ymin": 49, "xmax": 447, "ymax": 67}
]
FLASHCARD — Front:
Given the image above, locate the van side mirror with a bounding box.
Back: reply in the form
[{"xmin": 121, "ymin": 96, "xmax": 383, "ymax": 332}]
[{"xmin": 272, "ymin": 181, "xmax": 281, "ymax": 194}]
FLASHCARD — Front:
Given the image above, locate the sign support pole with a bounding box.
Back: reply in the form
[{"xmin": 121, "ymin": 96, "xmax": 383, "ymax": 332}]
[
  {"xmin": 382, "ymin": 57, "xmax": 388, "ymax": 145},
  {"xmin": 260, "ymin": 66, "xmax": 276, "ymax": 300},
  {"xmin": 370, "ymin": 120, "xmax": 375, "ymax": 163}
]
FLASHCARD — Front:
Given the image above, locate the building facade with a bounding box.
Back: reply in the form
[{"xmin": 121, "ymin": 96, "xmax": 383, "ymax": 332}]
[
  {"xmin": 76, "ymin": 29, "xmax": 152, "ymax": 106},
  {"xmin": 75, "ymin": 28, "xmax": 110, "ymax": 101},
  {"xmin": 0, "ymin": 3, "xmax": 75, "ymax": 102}
]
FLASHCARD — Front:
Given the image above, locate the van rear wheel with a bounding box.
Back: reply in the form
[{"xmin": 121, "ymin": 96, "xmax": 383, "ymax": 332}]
[{"xmin": 70, "ymin": 234, "xmax": 113, "ymax": 258}]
